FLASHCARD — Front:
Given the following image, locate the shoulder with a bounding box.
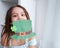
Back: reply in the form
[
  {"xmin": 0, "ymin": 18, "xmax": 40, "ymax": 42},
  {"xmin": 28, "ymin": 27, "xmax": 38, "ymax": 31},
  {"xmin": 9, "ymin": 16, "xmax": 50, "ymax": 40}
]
[
  {"xmin": 2, "ymin": 33, "xmax": 7, "ymax": 38},
  {"xmin": 28, "ymin": 36, "xmax": 37, "ymax": 48},
  {"xmin": 1, "ymin": 33, "xmax": 7, "ymax": 41},
  {"xmin": 28, "ymin": 36, "xmax": 36, "ymax": 41},
  {"xmin": 1, "ymin": 33, "xmax": 7, "ymax": 46},
  {"xmin": 28, "ymin": 36, "xmax": 37, "ymax": 45}
]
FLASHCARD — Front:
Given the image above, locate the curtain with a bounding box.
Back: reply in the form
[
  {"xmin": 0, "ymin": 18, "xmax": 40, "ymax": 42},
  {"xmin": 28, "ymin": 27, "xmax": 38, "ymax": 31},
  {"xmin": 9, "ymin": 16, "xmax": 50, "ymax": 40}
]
[{"xmin": 36, "ymin": 0, "xmax": 60, "ymax": 48}]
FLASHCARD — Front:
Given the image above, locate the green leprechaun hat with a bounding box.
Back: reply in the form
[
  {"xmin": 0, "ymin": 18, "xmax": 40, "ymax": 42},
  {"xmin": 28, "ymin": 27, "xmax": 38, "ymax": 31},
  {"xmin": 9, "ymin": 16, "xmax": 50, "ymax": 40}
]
[{"xmin": 10, "ymin": 20, "xmax": 36, "ymax": 40}]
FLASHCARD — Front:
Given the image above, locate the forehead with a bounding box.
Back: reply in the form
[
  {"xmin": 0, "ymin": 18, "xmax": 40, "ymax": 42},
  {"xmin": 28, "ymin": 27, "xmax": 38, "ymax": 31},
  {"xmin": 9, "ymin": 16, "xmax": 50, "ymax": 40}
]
[{"xmin": 12, "ymin": 7, "xmax": 25, "ymax": 14}]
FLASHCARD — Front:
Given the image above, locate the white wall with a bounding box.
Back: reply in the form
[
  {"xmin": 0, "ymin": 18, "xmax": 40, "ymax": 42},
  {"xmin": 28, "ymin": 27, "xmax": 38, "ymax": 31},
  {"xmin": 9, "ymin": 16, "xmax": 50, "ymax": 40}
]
[
  {"xmin": 52, "ymin": 0, "xmax": 60, "ymax": 48},
  {"xmin": 36, "ymin": 0, "xmax": 60, "ymax": 48},
  {"xmin": 36, "ymin": 0, "xmax": 48, "ymax": 48}
]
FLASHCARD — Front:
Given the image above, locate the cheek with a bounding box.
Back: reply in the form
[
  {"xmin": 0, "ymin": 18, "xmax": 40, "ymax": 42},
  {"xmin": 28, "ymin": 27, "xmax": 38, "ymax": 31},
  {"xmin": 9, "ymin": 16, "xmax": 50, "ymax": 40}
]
[
  {"xmin": 23, "ymin": 16, "xmax": 27, "ymax": 20},
  {"xmin": 11, "ymin": 17, "xmax": 18, "ymax": 22}
]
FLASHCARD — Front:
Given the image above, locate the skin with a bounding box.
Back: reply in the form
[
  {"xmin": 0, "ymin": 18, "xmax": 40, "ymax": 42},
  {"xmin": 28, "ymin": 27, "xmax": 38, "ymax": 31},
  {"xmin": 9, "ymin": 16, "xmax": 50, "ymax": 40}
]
[
  {"xmin": 11, "ymin": 7, "xmax": 36, "ymax": 48},
  {"xmin": 11, "ymin": 7, "xmax": 27, "ymax": 22}
]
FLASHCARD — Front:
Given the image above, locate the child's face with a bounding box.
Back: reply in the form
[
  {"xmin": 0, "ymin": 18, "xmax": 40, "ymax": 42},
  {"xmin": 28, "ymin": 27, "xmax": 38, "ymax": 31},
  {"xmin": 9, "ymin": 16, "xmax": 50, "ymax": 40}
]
[{"xmin": 11, "ymin": 7, "xmax": 27, "ymax": 22}]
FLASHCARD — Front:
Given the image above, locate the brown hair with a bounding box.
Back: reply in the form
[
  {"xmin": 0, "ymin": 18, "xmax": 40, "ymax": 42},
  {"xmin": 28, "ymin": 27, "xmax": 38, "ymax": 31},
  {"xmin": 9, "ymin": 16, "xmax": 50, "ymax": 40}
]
[{"xmin": 1, "ymin": 5, "xmax": 30, "ymax": 46}]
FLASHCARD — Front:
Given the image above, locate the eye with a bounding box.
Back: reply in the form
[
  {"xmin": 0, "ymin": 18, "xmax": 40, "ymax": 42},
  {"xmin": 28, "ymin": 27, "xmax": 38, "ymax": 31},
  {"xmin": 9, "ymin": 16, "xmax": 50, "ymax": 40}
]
[
  {"xmin": 21, "ymin": 14, "xmax": 24, "ymax": 16},
  {"xmin": 12, "ymin": 15, "xmax": 17, "ymax": 17},
  {"xmin": 21, "ymin": 14, "xmax": 25, "ymax": 16}
]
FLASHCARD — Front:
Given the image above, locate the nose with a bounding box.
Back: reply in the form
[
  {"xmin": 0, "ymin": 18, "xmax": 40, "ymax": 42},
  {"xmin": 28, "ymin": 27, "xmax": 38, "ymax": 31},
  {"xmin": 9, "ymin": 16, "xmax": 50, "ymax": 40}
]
[{"xmin": 18, "ymin": 16, "xmax": 22, "ymax": 20}]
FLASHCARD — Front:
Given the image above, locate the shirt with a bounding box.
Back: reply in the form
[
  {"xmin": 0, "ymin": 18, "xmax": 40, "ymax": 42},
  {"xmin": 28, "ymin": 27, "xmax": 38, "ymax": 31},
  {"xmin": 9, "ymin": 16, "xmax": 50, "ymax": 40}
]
[{"xmin": 1, "ymin": 38, "xmax": 37, "ymax": 48}]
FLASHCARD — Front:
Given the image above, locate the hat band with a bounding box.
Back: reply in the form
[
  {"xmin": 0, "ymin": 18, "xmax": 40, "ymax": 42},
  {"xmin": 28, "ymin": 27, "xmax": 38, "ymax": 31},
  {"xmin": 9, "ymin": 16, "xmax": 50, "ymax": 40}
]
[{"xmin": 15, "ymin": 30, "xmax": 32, "ymax": 36}]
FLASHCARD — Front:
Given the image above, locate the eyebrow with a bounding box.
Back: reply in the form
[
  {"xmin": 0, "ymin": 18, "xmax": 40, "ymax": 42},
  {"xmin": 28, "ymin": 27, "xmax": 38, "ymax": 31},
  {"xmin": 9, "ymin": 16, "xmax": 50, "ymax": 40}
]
[
  {"xmin": 12, "ymin": 12, "xmax": 25, "ymax": 14},
  {"xmin": 12, "ymin": 13, "xmax": 17, "ymax": 15},
  {"xmin": 21, "ymin": 12, "xmax": 25, "ymax": 14},
  {"xmin": 12, "ymin": 12, "xmax": 25, "ymax": 15}
]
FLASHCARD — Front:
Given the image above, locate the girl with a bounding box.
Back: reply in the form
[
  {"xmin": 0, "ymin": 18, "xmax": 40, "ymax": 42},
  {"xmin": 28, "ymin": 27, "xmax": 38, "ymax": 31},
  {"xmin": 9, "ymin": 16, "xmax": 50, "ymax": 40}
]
[{"xmin": 1, "ymin": 5, "xmax": 37, "ymax": 48}]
